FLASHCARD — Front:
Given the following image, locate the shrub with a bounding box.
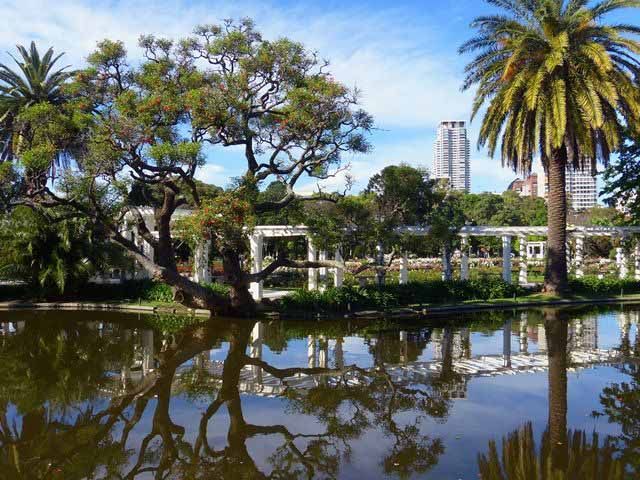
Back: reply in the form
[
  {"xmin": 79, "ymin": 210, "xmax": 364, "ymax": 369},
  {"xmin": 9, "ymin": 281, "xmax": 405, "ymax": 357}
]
[
  {"xmin": 569, "ymin": 277, "xmax": 640, "ymax": 296},
  {"xmin": 280, "ymin": 278, "xmax": 526, "ymax": 314}
]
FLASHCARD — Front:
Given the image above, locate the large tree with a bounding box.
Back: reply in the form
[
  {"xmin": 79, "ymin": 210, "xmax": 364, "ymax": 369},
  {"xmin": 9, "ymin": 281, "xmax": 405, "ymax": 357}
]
[
  {"xmin": 603, "ymin": 131, "xmax": 640, "ymax": 222},
  {"xmin": 3, "ymin": 20, "xmax": 372, "ymax": 315},
  {"xmin": 461, "ymin": 0, "xmax": 640, "ymax": 294}
]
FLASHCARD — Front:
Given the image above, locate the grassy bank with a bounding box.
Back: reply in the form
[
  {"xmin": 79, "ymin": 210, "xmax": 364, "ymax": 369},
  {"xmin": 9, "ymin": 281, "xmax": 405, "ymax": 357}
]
[
  {"xmin": 2, "ymin": 277, "xmax": 639, "ymax": 318},
  {"xmin": 278, "ymin": 277, "xmax": 640, "ymax": 315}
]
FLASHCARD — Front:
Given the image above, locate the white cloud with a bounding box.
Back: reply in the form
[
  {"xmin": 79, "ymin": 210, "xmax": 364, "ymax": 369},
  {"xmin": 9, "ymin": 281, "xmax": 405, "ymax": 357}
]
[
  {"xmin": 0, "ymin": 0, "xmax": 493, "ymax": 191},
  {"xmin": 0, "ymin": 0, "xmax": 470, "ymax": 131},
  {"xmin": 195, "ymin": 162, "xmax": 227, "ymax": 186}
]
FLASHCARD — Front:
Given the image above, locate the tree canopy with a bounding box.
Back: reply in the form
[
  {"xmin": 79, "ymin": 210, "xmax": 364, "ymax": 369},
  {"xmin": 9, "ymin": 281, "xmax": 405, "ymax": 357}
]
[{"xmin": 1, "ymin": 21, "xmax": 373, "ymax": 314}]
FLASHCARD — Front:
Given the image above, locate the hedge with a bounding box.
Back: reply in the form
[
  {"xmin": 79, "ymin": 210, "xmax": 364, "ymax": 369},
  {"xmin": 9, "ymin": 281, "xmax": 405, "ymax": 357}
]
[{"xmin": 279, "ymin": 277, "xmax": 526, "ymax": 314}]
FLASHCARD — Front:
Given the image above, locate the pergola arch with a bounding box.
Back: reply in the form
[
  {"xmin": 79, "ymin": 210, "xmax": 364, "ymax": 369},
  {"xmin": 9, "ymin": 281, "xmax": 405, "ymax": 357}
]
[{"xmin": 120, "ymin": 209, "xmax": 640, "ymax": 301}]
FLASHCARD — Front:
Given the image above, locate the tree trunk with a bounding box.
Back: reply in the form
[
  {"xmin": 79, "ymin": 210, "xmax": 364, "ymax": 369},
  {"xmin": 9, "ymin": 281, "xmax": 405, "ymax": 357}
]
[
  {"xmin": 544, "ymin": 149, "xmax": 568, "ymax": 295},
  {"xmin": 544, "ymin": 309, "xmax": 568, "ymax": 472},
  {"xmin": 221, "ymin": 249, "xmax": 256, "ymax": 317}
]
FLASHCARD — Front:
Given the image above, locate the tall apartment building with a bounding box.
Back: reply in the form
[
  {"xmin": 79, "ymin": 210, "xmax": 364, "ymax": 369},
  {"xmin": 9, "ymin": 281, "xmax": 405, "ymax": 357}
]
[
  {"xmin": 565, "ymin": 166, "xmax": 598, "ymax": 211},
  {"xmin": 532, "ymin": 163, "xmax": 598, "ymax": 210},
  {"xmin": 433, "ymin": 121, "xmax": 471, "ymax": 192}
]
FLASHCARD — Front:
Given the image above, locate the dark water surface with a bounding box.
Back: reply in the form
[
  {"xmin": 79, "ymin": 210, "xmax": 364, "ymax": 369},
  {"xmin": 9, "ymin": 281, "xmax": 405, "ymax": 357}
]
[{"xmin": 1, "ymin": 305, "xmax": 640, "ymax": 479}]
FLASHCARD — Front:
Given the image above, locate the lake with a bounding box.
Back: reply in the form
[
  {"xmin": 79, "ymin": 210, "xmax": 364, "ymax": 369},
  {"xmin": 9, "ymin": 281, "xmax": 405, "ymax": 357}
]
[{"xmin": 0, "ymin": 305, "xmax": 638, "ymax": 479}]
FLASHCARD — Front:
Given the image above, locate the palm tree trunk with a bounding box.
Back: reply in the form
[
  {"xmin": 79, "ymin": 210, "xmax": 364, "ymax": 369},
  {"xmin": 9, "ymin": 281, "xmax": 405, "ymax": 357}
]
[
  {"xmin": 544, "ymin": 309, "xmax": 568, "ymax": 472},
  {"xmin": 544, "ymin": 150, "xmax": 568, "ymax": 294}
]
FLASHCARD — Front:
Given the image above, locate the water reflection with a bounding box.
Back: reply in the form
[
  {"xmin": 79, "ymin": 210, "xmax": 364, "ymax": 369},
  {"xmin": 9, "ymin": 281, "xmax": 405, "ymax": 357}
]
[
  {"xmin": 0, "ymin": 307, "xmax": 638, "ymax": 478},
  {"xmin": 477, "ymin": 309, "xmax": 630, "ymax": 479}
]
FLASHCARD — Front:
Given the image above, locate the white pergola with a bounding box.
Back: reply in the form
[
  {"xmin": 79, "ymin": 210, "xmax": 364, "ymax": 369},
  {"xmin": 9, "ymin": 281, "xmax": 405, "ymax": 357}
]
[
  {"xmin": 121, "ymin": 209, "xmax": 640, "ymax": 301},
  {"xmin": 247, "ymin": 224, "xmax": 640, "ymax": 300}
]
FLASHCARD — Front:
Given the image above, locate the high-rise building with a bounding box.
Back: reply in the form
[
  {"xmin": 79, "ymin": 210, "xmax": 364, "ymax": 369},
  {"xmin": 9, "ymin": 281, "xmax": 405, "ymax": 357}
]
[
  {"xmin": 533, "ymin": 163, "xmax": 598, "ymax": 210},
  {"xmin": 433, "ymin": 121, "xmax": 470, "ymax": 192},
  {"xmin": 565, "ymin": 166, "xmax": 598, "ymax": 211}
]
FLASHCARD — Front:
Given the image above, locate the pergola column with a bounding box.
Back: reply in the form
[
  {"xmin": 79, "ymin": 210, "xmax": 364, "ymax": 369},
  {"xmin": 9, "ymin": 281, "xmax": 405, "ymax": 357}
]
[
  {"xmin": 518, "ymin": 234, "xmax": 527, "ymax": 286},
  {"xmin": 307, "ymin": 239, "xmax": 319, "ymax": 291},
  {"xmin": 319, "ymin": 250, "xmax": 328, "ymax": 283},
  {"xmin": 460, "ymin": 235, "xmax": 470, "ymax": 281},
  {"xmin": 635, "ymin": 240, "xmax": 640, "ymax": 281},
  {"xmin": 575, "ymin": 235, "xmax": 585, "ymax": 279},
  {"xmin": 399, "ymin": 252, "xmax": 409, "ymax": 285},
  {"xmin": 617, "ymin": 238, "xmax": 628, "ymax": 279},
  {"xmin": 502, "ymin": 235, "xmax": 512, "ymax": 284},
  {"xmin": 193, "ymin": 240, "xmax": 211, "ymax": 284},
  {"xmin": 334, "ymin": 248, "xmax": 344, "ymax": 287},
  {"xmin": 249, "ymin": 233, "xmax": 264, "ymax": 301}
]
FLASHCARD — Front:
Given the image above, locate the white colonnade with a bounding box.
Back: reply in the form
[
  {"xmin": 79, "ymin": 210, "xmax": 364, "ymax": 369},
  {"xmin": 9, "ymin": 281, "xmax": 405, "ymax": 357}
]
[{"xmin": 120, "ymin": 209, "xmax": 640, "ymax": 300}]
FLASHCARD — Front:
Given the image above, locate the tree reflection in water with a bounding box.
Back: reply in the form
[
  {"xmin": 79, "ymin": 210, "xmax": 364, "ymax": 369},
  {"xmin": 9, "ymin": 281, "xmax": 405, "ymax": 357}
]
[
  {"xmin": 0, "ymin": 317, "xmax": 456, "ymax": 479},
  {"xmin": 2, "ymin": 308, "xmax": 638, "ymax": 479},
  {"xmin": 594, "ymin": 310, "xmax": 640, "ymax": 477},
  {"xmin": 477, "ymin": 308, "xmax": 626, "ymax": 480}
]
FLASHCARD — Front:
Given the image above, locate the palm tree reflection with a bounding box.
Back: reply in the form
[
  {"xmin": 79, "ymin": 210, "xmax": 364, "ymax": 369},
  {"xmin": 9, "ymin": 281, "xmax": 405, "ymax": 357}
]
[{"xmin": 477, "ymin": 308, "xmax": 625, "ymax": 480}]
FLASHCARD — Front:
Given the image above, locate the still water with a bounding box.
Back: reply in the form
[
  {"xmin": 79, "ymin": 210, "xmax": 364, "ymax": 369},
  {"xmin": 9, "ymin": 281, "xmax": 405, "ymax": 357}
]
[{"xmin": 0, "ymin": 305, "xmax": 639, "ymax": 479}]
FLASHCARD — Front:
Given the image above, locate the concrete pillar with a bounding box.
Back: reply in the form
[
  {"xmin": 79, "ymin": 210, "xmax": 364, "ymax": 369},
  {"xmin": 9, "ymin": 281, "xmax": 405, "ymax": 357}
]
[
  {"xmin": 136, "ymin": 238, "xmax": 155, "ymax": 279},
  {"xmin": 617, "ymin": 242, "xmax": 628, "ymax": 279},
  {"xmin": 518, "ymin": 235, "xmax": 527, "ymax": 286},
  {"xmin": 334, "ymin": 248, "xmax": 344, "ymax": 288},
  {"xmin": 307, "ymin": 239, "xmax": 318, "ymax": 291},
  {"xmin": 399, "ymin": 252, "xmax": 409, "ymax": 285},
  {"xmin": 249, "ymin": 234, "xmax": 264, "ymax": 301},
  {"xmin": 575, "ymin": 235, "xmax": 585, "ymax": 279},
  {"xmin": 502, "ymin": 235, "xmax": 512, "ymax": 284},
  {"xmin": 635, "ymin": 240, "xmax": 640, "ymax": 281},
  {"xmin": 461, "ymin": 235, "xmax": 470, "ymax": 281},
  {"xmin": 319, "ymin": 250, "xmax": 328, "ymax": 282},
  {"xmin": 250, "ymin": 322, "xmax": 264, "ymax": 383},
  {"xmin": 193, "ymin": 240, "xmax": 211, "ymax": 284}
]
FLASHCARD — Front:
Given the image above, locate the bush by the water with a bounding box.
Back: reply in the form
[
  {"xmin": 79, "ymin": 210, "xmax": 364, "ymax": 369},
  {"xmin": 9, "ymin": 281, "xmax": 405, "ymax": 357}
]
[
  {"xmin": 569, "ymin": 277, "xmax": 640, "ymax": 296},
  {"xmin": 0, "ymin": 279, "xmax": 229, "ymax": 304},
  {"xmin": 280, "ymin": 278, "xmax": 526, "ymax": 314}
]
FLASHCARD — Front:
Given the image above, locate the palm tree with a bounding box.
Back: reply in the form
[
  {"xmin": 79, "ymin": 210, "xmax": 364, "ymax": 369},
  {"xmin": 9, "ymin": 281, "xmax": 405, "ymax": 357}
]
[
  {"xmin": 0, "ymin": 41, "xmax": 73, "ymax": 162},
  {"xmin": 461, "ymin": 0, "xmax": 640, "ymax": 294}
]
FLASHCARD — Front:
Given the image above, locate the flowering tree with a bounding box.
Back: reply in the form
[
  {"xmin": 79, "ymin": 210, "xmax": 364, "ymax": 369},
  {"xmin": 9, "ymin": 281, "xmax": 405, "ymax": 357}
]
[{"xmin": 3, "ymin": 19, "xmax": 372, "ymax": 315}]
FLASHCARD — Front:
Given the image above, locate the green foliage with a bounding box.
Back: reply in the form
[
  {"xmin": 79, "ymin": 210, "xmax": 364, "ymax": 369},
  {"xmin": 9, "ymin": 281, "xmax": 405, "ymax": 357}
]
[
  {"xmin": 365, "ymin": 164, "xmax": 437, "ymax": 226},
  {"xmin": 603, "ymin": 131, "xmax": 640, "ymax": 223},
  {"xmin": 280, "ymin": 278, "xmax": 525, "ymax": 314},
  {"xmin": 461, "ymin": 191, "xmax": 547, "ymax": 226},
  {"xmin": 478, "ymin": 423, "xmax": 624, "ymax": 480},
  {"xmin": 0, "ymin": 41, "xmax": 75, "ymax": 162},
  {"xmin": 462, "ymin": 2, "xmax": 640, "ymax": 170},
  {"xmin": 569, "ymin": 277, "xmax": 640, "ymax": 296},
  {"xmin": 143, "ymin": 313, "xmax": 204, "ymax": 333},
  {"xmin": 0, "ymin": 206, "xmax": 128, "ymax": 294}
]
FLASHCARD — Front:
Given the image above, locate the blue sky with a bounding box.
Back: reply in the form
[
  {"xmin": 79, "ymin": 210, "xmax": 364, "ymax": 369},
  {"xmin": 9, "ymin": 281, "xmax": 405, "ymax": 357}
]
[{"xmin": 2, "ymin": 0, "xmax": 639, "ymax": 194}]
